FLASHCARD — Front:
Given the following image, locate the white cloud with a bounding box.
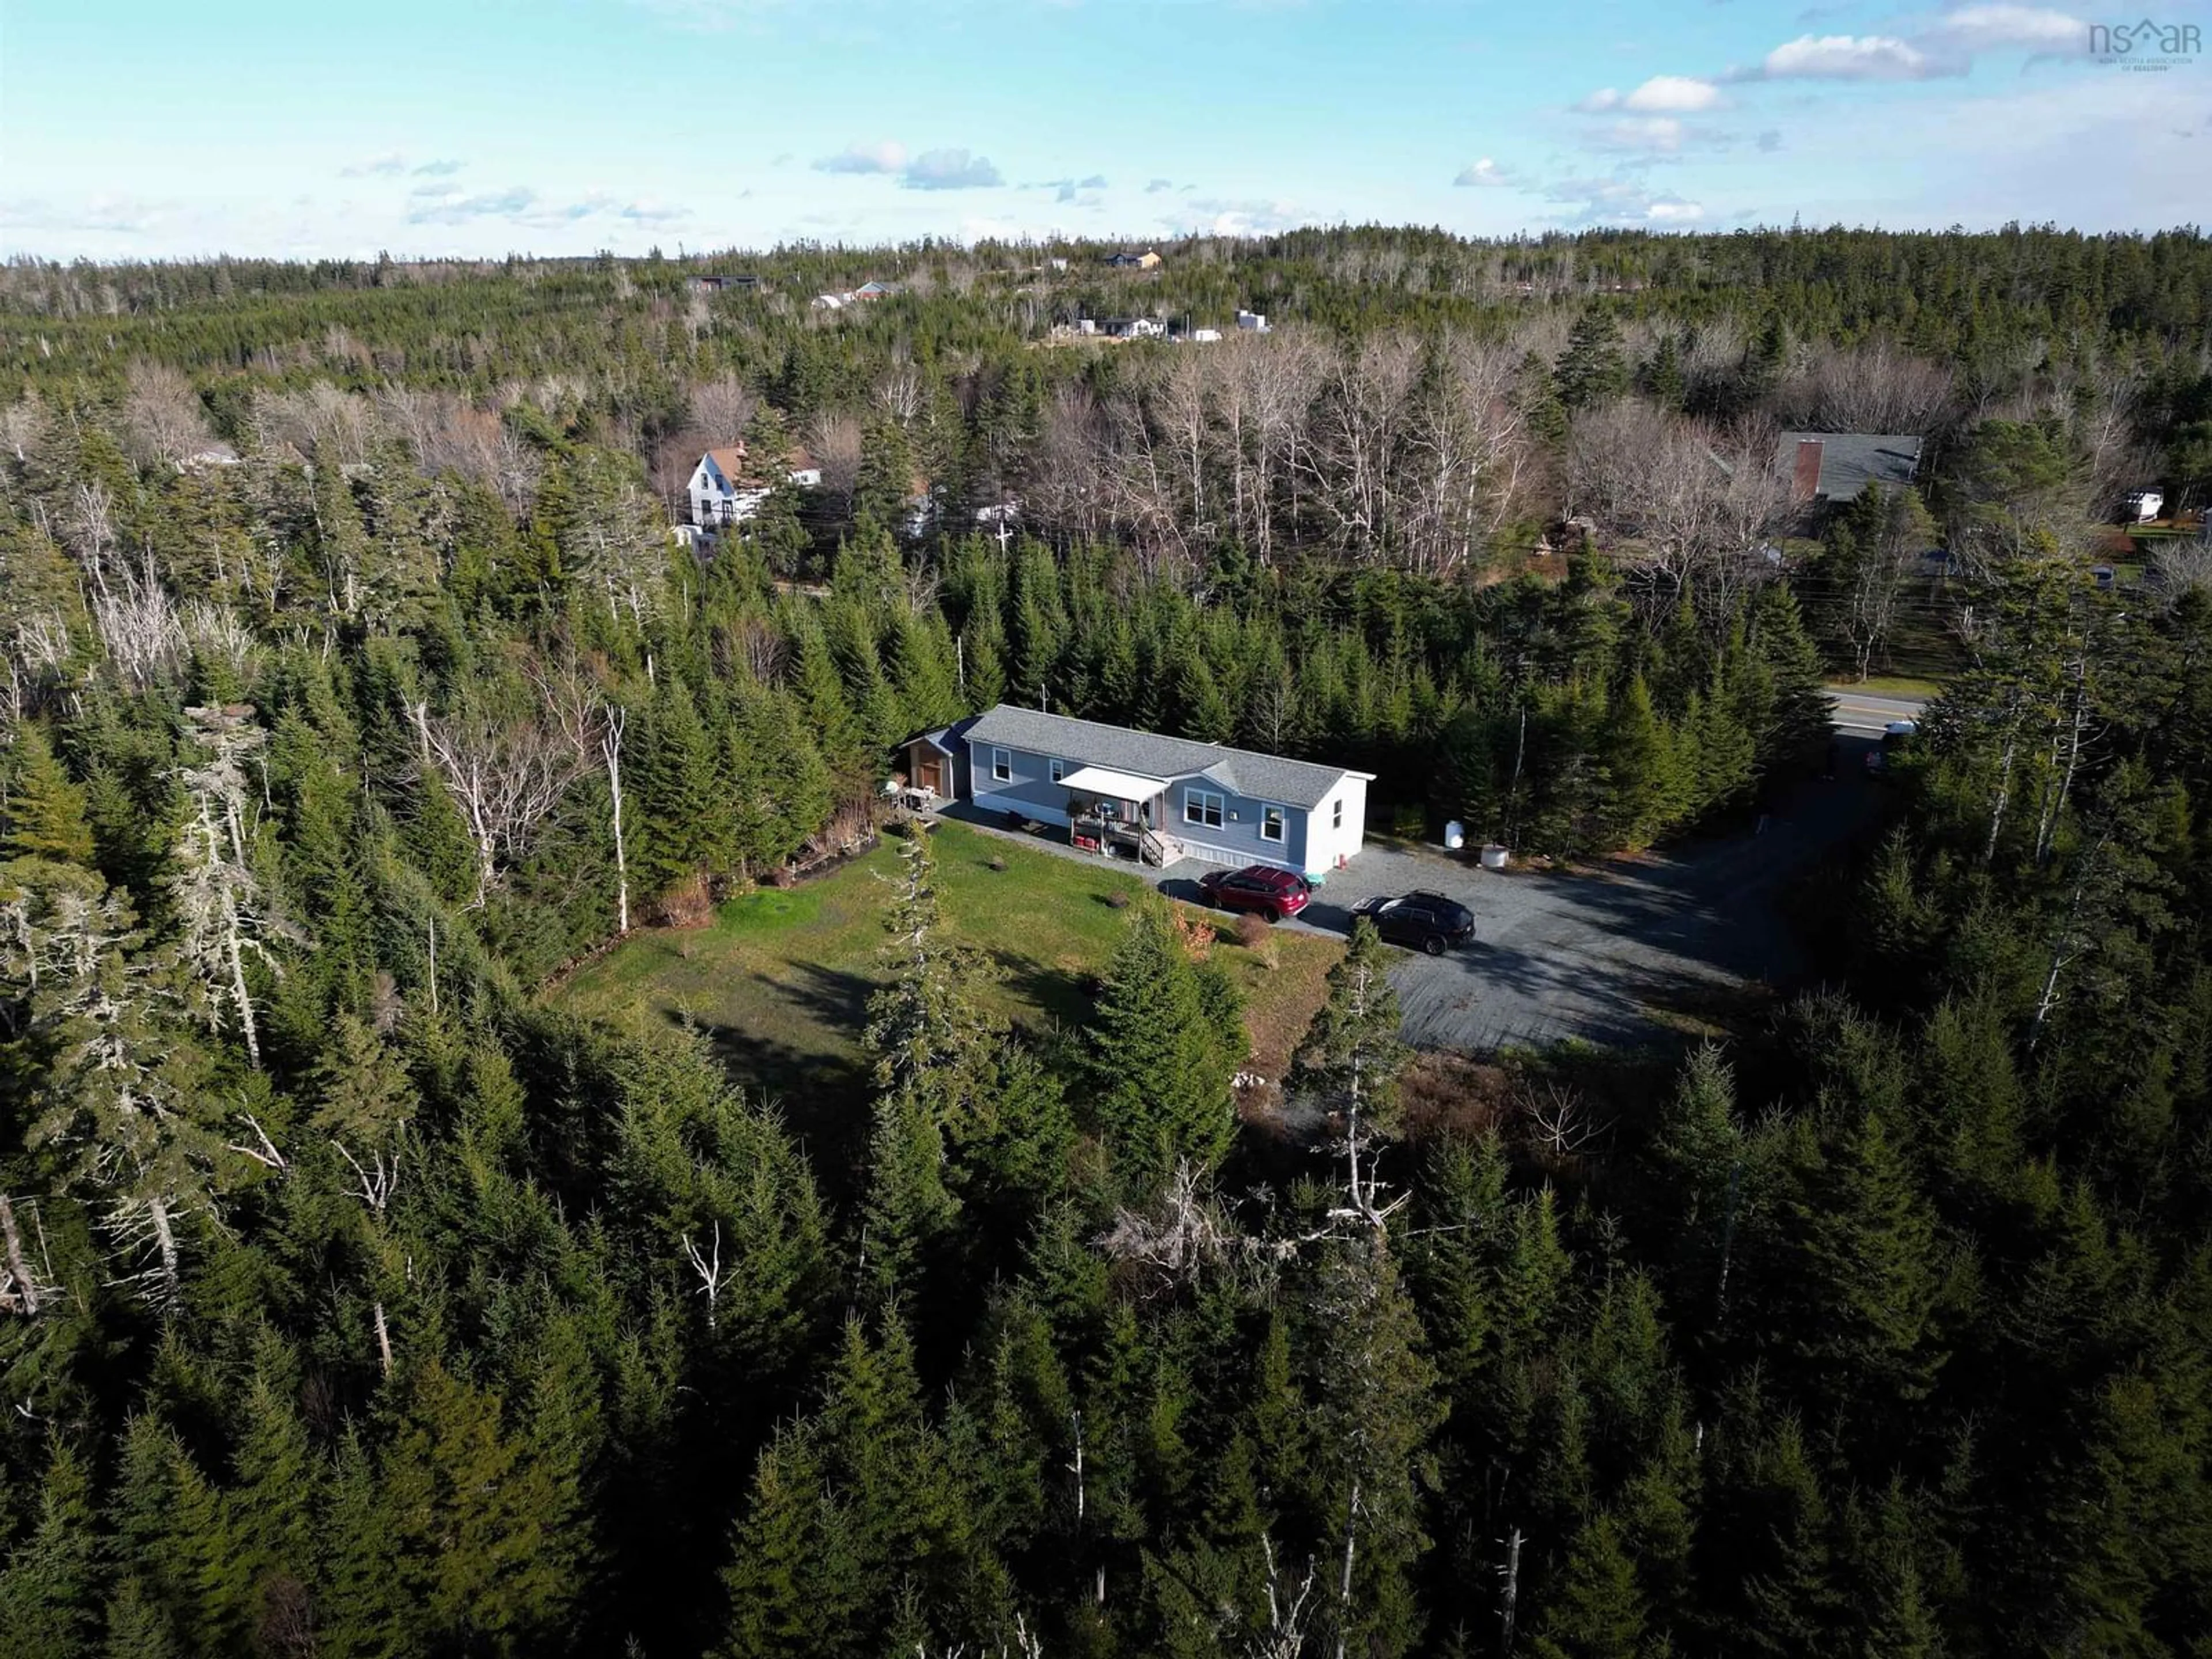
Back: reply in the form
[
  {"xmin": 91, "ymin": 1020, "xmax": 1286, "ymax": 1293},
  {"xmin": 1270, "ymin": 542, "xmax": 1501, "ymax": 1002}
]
[
  {"xmin": 1145, "ymin": 177, "xmax": 1175, "ymax": 194},
  {"xmin": 1622, "ymin": 74, "xmax": 1726, "ymax": 111},
  {"xmin": 1594, "ymin": 116, "xmax": 1689, "ymax": 152},
  {"xmin": 815, "ymin": 141, "xmax": 1003, "ymax": 190},
  {"xmin": 412, "ymin": 159, "xmax": 465, "ymax": 177},
  {"xmin": 1164, "ymin": 196, "xmax": 1313, "ymax": 237},
  {"xmin": 0, "ymin": 195, "xmax": 164, "ymax": 236},
  {"xmin": 1577, "ymin": 88, "xmax": 1626, "ymax": 112},
  {"xmin": 814, "ymin": 141, "xmax": 908, "ymax": 175},
  {"xmin": 340, "ymin": 152, "xmax": 409, "ymax": 177},
  {"xmin": 1453, "ymin": 158, "xmax": 1515, "ymax": 187},
  {"xmin": 1541, "ymin": 174, "xmax": 1705, "ymax": 225},
  {"xmin": 900, "ymin": 148, "xmax": 1003, "ymax": 191},
  {"xmin": 1751, "ymin": 34, "xmax": 1940, "ymax": 80},
  {"xmin": 403, "ymin": 185, "xmax": 688, "ymax": 229},
  {"xmin": 406, "ymin": 187, "xmax": 535, "ymax": 225},
  {"xmin": 1921, "ymin": 4, "xmax": 2088, "ymax": 56}
]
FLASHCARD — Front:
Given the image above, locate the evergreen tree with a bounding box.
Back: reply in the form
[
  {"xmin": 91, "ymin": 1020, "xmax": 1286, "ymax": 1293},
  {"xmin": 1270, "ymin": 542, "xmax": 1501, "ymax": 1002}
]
[
  {"xmin": 1554, "ymin": 308, "xmax": 1630, "ymax": 411},
  {"xmin": 1088, "ymin": 902, "xmax": 1238, "ymax": 1179},
  {"xmin": 0, "ymin": 1441, "xmax": 104, "ymax": 1659},
  {"xmin": 5, "ymin": 723, "xmax": 96, "ymax": 866},
  {"xmin": 1529, "ymin": 1512, "xmax": 1647, "ymax": 1659},
  {"xmin": 632, "ymin": 675, "xmax": 725, "ymax": 899}
]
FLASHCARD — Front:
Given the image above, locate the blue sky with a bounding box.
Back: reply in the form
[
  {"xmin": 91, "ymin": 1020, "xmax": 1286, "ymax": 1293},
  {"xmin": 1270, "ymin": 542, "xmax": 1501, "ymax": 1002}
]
[{"xmin": 2, "ymin": 0, "xmax": 2205, "ymax": 257}]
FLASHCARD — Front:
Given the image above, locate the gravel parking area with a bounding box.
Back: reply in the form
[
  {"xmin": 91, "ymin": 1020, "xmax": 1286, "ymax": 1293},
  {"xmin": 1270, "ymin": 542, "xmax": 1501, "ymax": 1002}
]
[{"xmin": 1157, "ymin": 732, "xmax": 1889, "ymax": 1052}]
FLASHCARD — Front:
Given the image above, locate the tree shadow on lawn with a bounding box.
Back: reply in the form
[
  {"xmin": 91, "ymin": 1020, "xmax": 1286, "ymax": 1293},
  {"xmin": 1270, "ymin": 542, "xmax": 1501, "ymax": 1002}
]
[
  {"xmin": 671, "ymin": 960, "xmax": 882, "ymax": 1202},
  {"xmin": 990, "ymin": 949, "xmax": 1101, "ymax": 1031}
]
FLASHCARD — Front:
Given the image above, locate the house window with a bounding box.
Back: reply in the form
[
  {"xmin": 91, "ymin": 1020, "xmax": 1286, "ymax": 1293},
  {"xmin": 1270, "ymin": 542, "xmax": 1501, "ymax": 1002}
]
[
  {"xmin": 1260, "ymin": 804, "xmax": 1286, "ymax": 843},
  {"xmin": 1185, "ymin": 789, "xmax": 1225, "ymax": 830},
  {"xmin": 1049, "ymin": 757, "xmax": 1066, "ymax": 784},
  {"xmin": 1333, "ymin": 798, "xmax": 1343, "ymax": 831},
  {"xmin": 991, "ymin": 747, "xmax": 1013, "ymax": 785}
]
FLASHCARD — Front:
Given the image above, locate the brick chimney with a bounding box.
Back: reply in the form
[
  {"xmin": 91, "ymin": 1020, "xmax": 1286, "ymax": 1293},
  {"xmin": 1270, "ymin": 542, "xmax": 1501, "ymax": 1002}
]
[{"xmin": 1791, "ymin": 438, "xmax": 1824, "ymax": 503}]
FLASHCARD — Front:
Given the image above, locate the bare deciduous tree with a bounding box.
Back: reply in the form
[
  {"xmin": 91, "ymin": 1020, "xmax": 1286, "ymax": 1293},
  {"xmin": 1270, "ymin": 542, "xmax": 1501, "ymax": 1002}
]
[
  {"xmin": 1779, "ymin": 339, "xmax": 1955, "ymax": 435},
  {"xmin": 119, "ymin": 360, "xmax": 220, "ymax": 468},
  {"xmin": 412, "ymin": 698, "xmax": 588, "ymax": 906},
  {"xmin": 691, "ymin": 373, "xmax": 758, "ymax": 440}
]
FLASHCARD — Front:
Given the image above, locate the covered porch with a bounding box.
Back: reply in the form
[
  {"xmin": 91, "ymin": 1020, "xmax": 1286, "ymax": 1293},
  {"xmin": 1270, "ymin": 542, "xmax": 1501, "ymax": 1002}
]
[{"xmin": 1060, "ymin": 765, "xmax": 1184, "ymax": 866}]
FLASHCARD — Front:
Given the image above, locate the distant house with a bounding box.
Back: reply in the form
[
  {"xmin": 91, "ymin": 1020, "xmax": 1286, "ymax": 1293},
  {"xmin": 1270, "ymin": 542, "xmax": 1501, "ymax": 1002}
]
[
  {"xmin": 900, "ymin": 706, "xmax": 1372, "ymax": 879},
  {"xmin": 689, "ymin": 446, "xmax": 765, "ymax": 527},
  {"xmin": 2125, "ymin": 488, "xmax": 2165, "ymax": 523},
  {"xmin": 1101, "ymin": 316, "xmax": 1165, "ymax": 340},
  {"xmin": 812, "ymin": 293, "xmax": 849, "ymax": 311},
  {"xmin": 688, "ymin": 274, "xmax": 761, "ymax": 294},
  {"xmin": 175, "ymin": 443, "xmax": 241, "ymax": 474},
  {"xmin": 1777, "ymin": 432, "xmax": 1924, "ymax": 506},
  {"xmin": 1187, "ymin": 327, "xmax": 1223, "ymax": 344},
  {"xmin": 1236, "ymin": 309, "xmax": 1270, "ymax": 333},
  {"xmin": 1105, "ymin": 249, "xmax": 1162, "ymax": 270},
  {"xmin": 688, "ymin": 445, "xmax": 821, "ymax": 527},
  {"xmin": 853, "ymin": 280, "xmax": 897, "ymax": 301}
]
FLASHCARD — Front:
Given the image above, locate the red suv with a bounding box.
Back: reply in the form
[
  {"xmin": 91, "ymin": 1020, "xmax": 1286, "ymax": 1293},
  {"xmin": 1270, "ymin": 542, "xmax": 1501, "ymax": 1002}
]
[{"xmin": 1198, "ymin": 865, "xmax": 1312, "ymax": 924}]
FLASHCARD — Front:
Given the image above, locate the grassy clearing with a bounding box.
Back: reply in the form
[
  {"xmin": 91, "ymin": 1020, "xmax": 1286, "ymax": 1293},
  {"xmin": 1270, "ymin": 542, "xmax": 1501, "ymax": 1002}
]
[
  {"xmin": 1828, "ymin": 674, "xmax": 1944, "ymax": 700},
  {"xmin": 549, "ymin": 820, "xmax": 1342, "ymax": 1134}
]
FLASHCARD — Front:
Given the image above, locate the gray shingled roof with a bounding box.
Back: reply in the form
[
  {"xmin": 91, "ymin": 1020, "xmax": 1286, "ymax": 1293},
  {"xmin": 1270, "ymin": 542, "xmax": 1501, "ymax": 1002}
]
[
  {"xmin": 1777, "ymin": 431, "xmax": 1924, "ymax": 501},
  {"xmin": 962, "ymin": 706, "xmax": 1363, "ymax": 810}
]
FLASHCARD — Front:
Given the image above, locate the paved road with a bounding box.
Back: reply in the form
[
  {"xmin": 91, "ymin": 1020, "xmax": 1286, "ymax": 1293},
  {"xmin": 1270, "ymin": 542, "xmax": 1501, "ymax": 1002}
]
[{"xmin": 1827, "ymin": 687, "xmax": 1929, "ymax": 734}]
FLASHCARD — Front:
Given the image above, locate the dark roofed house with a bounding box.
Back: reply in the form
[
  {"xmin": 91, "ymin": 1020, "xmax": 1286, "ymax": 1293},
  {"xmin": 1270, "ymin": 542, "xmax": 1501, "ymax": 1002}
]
[
  {"xmin": 1778, "ymin": 431, "xmax": 1924, "ymax": 505},
  {"xmin": 899, "ymin": 705, "xmax": 1371, "ymax": 879}
]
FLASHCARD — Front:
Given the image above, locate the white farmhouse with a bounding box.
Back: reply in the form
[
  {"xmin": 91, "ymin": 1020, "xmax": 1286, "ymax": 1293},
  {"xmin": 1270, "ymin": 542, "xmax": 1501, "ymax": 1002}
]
[
  {"xmin": 688, "ymin": 446, "xmax": 764, "ymax": 527},
  {"xmin": 1236, "ymin": 309, "xmax": 1270, "ymax": 333}
]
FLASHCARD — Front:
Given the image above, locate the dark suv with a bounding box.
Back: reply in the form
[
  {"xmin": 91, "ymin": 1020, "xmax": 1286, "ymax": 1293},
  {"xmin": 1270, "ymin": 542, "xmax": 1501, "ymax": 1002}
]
[
  {"xmin": 1354, "ymin": 890, "xmax": 1475, "ymax": 955},
  {"xmin": 1198, "ymin": 865, "xmax": 1312, "ymax": 923}
]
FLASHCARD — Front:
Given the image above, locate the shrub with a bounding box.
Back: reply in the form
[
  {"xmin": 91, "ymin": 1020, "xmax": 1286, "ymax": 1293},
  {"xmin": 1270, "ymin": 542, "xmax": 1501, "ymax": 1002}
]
[
  {"xmin": 653, "ymin": 873, "xmax": 714, "ymax": 929},
  {"xmin": 987, "ymin": 855, "xmax": 1007, "ymax": 872},
  {"xmin": 1103, "ymin": 889, "xmax": 1132, "ymax": 909},
  {"xmin": 1232, "ymin": 912, "xmax": 1271, "ymax": 952}
]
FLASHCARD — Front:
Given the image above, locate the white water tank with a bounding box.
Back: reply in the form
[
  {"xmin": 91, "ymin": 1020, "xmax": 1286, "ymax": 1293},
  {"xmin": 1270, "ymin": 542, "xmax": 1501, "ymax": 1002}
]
[
  {"xmin": 1443, "ymin": 820, "xmax": 1465, "ymax": 851},
  {"xmin": 1480, "ymin": 844, "xmax": 1510, "ymax": 870}
]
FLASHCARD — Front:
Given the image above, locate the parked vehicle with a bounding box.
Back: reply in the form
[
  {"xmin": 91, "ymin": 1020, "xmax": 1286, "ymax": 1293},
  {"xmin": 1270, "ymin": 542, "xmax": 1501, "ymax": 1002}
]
[
  {"xmin": 1354, "ymin": 890, "xmax": 1476, "ymax": 955},
  {"xmin": 1865, "ymin": 719, "xmax": 1919, "ymax": 778},
  {"xmin": 1197, "ymin": 865, "xmax": 1312, "ymax": 924}
]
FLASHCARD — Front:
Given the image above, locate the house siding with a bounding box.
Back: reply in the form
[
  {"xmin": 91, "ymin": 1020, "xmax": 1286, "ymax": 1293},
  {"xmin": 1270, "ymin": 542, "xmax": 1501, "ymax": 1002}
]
[
  {"xmin": 967, "ymin": 744, "xmax": 1325, "ymax": 871},
  {"xmin": 1172, "ymin": 778, "xmax": 1310, "ymax": 872}
]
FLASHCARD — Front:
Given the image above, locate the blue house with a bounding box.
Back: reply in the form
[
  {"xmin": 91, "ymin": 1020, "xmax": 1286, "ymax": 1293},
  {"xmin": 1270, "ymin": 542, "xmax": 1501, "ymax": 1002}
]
[{"xmin": 900, "ymin": 705, "xmax": 1372, "ymax": 880}]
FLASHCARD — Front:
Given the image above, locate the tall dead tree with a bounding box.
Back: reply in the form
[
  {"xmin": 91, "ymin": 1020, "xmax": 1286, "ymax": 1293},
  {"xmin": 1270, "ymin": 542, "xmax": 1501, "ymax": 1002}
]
[
  {"xmin": 413, "ymin": 698, "xmax": 586, "ymax": 906},
  {"xmin": 172, "ymin": 704, "xmax": 291, "ymax": 1069},
  {"xmin": 537, "ymin": 658, "xmax": 632, "ymax": 934}
]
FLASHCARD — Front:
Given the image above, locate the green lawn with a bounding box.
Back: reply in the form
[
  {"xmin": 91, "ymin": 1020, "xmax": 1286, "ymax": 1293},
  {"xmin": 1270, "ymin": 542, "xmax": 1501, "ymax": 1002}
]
[
  {"xmin": 1828, "ymin": 673, "xmax": 1945, "ymax": 700},
  {"xmin": 549, "ymin": 820, "xmax": 1342, "ymax": 1141}
]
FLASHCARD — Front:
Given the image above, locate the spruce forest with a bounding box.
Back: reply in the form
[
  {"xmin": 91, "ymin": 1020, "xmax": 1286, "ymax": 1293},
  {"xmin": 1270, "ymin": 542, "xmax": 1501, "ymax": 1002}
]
[{"xmin": 2, "ymin": 226, "xmax": 2211, "ymax": 1658}]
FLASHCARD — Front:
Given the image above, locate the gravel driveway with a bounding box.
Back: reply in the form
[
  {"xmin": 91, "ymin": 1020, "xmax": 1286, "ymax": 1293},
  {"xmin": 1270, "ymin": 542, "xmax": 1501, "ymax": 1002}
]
[{"xmin": 1158, "ymin": 729, "xmax": 1892, "ymax": 1052}]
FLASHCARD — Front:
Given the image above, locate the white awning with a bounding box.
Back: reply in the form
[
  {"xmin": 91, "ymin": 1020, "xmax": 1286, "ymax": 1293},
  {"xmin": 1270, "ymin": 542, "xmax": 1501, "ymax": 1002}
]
[{"xmin": 1059, "ymin": 764, "xmax": 1168, "ymax": 800}]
